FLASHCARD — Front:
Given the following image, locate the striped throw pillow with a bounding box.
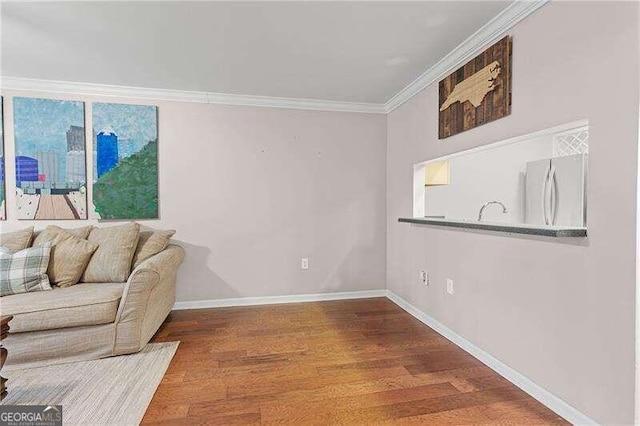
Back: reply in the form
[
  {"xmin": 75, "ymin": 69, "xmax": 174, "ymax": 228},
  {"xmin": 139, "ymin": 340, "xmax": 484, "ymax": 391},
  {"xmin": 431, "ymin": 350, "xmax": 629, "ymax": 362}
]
[{"xmin": 0, "ymin": 243, "xmax": 53, "ymax": 297}]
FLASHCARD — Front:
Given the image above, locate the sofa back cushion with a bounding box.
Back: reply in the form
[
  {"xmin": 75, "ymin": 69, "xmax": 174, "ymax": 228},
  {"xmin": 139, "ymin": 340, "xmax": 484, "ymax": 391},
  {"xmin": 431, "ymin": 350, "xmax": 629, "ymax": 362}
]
[
  {"xmin": 132, "ymin": 226, "xmax": 176, "ymax": 269},
  {"xmin": 48, "ymin": 231, "xmax": 99, "ymax": 287},
  {"xmin": 82, "ymin": 223, "xmax": 140, "ymax": 283},
  {"xmin": 0, "ymin": 243, "xmax": 52, "ymax": 296},
  {"xmin": 33, "ymin": 225, "xmax": 93, "ymax": 247},
  {"xmin": 0, "ymin": 227, "xmax": 34, "ymax": 252}
]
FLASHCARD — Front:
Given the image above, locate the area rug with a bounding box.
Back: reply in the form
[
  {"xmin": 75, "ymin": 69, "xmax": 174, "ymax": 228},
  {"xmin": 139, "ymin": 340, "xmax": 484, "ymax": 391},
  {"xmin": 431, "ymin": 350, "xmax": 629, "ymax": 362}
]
[{"xmin": 1, "ymin": 342, "xmax": 179, "ymax": 425}]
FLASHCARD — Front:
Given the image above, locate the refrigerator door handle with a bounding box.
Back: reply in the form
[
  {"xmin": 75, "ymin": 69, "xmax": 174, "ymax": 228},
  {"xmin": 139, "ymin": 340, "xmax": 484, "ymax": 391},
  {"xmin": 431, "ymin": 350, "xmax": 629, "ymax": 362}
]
[
  {"xmin": 541, "ymin": 168, "xmax": 551, "ymax": 225},
  {"xmin": 548, "ymin": 165, "xmax": 557, "ymax": 226},
  {"xmin": 541, "ymin": 167, "xmax": 549, "ymax": 224}
]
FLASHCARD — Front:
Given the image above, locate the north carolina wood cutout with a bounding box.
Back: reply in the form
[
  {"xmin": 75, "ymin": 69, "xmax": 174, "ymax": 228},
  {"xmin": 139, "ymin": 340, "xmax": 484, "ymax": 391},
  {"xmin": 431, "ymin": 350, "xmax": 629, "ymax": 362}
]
[
  {"xmin": 439, "ymin": 60, "xmax": 500, "ymax": 111},
  {"xmin": 439, "ymin": 36, "xmax": 512, "ymax": 139}
]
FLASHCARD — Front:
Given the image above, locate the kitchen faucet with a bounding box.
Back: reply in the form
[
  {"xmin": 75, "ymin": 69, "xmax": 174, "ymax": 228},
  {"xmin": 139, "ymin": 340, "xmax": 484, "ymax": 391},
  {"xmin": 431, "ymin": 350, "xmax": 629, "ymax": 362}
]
[{"xmin": 478, "ymin": 201, "xmax": 508, "ymax": 221}]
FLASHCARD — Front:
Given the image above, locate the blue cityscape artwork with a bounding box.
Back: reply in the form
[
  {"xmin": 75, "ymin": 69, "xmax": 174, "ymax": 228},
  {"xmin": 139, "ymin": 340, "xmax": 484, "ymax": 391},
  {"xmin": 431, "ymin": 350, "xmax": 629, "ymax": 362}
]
[
  {"xmin": 92, "ymin": 103, "xmax": 158, "ymax": 219},
  {"xmin": 0, "ymin": 97, "xmax": 5, "ymax": 220},
  {"xmin": 13, "ymin": 97, "xmax": 87, "ymax": 220}
]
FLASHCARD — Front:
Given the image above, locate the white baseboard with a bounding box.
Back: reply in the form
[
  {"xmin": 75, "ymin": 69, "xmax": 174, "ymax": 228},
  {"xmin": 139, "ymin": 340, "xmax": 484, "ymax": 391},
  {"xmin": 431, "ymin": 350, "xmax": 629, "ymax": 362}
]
[
  {"xmin": 172, "ymin": 289, "xmax": 387, "ymax": 310},
  {"xmin": 386, "ymin": 290, "xmax": 597, "ymax": 426}
]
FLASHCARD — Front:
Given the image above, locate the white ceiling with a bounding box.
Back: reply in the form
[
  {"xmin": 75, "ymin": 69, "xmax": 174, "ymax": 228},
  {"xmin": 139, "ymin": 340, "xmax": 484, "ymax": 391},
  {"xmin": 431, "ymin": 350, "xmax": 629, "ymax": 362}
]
[{"xmin": 1, "ymin": 1, "xmax": 511, "ymax": 104}]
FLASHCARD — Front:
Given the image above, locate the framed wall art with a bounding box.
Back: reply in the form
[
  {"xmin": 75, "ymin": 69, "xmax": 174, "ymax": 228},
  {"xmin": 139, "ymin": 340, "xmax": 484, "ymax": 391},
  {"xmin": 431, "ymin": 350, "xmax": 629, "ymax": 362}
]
[{"xmin": 439, "ymin": 36, "xmax": 512, "ymax": 139}]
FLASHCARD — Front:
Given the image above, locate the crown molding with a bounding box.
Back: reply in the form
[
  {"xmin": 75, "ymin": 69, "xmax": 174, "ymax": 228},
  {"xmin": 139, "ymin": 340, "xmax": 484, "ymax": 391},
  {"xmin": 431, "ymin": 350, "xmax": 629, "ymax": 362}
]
[
  {"xmin": 0, "ymin": 77, "xmax": 386, "ymax": 114},
  {"xmin": 0, "ymin": 1, "xmax": 546, "ymax": 115},
  {"xmin": 384, "ymin": 0, "xmax": 549, "ymax": 113}
]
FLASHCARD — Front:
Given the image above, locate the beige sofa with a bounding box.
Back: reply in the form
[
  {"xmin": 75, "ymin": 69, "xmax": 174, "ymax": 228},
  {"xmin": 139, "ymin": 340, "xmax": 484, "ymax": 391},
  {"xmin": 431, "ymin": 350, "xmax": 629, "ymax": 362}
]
[{"xmin": 2, "ymin": 244, "xmax": 185, "ymax": 370}]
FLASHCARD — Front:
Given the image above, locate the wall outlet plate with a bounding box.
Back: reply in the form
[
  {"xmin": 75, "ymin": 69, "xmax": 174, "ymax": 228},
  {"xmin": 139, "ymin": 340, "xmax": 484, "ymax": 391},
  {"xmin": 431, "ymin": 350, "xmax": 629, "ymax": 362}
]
[
  {"xmin": 301, "ymin": 258, "xmax": 309, "ymax": 270},
  {"xmin": 419, "ymin": 270, "xmax": 429, "ymax": 286},
  {"xmin": 446, "ymin": 278, "xmax": 454, "ymax": 295}
]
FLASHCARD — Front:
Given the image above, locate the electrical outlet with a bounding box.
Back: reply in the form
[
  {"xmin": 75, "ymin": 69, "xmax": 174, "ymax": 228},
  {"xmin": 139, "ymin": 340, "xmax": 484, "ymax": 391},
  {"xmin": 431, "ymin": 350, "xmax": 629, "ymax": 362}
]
[
  {"xmin": 419, "ymin": 270, "xmax": 429, "ymax": 286},
  {"xmin": 446, "ymin": 278, "xmax": 454, "ymax": 295},
  {"xmin": 301, "ymin": 258, "xmax": 309, "ymax": 270}
]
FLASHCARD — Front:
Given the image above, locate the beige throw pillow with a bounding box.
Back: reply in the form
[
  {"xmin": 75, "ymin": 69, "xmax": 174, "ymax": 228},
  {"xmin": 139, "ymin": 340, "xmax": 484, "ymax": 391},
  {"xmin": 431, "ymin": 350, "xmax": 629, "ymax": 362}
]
[
  {"xmin": 48, "ymin": 231, "xmax": 99, "ymax": 288},
  {"xmin": 82, "ymin": 223, "xmax": 140, "ymax": 283},
  {"xmin": 132, "ymin": 226, "xmax": 176, "ymax": 269},
  {"xmin": 33, "ymin": 225, "xmax": 93, "ymax": 247},
  {"xmin": 0, "ymin": 227, "xmax": 34, "ymax": 252}
]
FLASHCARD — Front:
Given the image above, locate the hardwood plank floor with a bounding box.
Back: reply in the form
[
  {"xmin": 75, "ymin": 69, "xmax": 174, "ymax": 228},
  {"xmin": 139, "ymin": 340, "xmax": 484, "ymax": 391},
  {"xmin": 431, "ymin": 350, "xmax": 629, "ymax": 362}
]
[{"xmin": 143, "ymin": 297, "xmax": 567, "ymax": 424}]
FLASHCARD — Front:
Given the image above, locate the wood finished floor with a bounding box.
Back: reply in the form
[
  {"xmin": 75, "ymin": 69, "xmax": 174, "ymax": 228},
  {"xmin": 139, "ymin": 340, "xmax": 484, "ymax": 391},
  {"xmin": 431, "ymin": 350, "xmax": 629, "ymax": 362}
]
[{"xmin": 143, "ymin": 297, "xmax": 567, "ymax": 425}]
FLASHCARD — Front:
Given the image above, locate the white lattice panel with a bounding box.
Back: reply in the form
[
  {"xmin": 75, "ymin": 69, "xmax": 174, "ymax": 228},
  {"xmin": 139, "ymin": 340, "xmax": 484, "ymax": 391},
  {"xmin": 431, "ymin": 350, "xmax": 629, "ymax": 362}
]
[{"xmin": 553, "ymin": 128, "xmax": 589, "ymax": 157}]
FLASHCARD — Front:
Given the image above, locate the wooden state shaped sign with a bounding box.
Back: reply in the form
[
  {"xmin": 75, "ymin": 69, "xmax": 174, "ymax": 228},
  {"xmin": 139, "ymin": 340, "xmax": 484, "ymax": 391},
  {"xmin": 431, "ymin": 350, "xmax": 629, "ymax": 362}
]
[{"xmin": 439, "ymin": 36, "xmax": 512, "ymax": 139}]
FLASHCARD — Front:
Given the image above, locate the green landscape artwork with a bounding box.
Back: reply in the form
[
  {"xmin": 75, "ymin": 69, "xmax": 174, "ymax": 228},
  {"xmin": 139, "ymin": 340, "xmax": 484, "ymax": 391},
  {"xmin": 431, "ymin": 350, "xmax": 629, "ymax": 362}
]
[{"xmin": 92, "ymin": 103, "xmax": 158, "ymax": 219}]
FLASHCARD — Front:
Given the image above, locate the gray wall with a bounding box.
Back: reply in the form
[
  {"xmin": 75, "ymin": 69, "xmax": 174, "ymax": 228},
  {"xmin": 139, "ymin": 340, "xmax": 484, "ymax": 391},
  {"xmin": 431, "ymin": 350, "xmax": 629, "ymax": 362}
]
[
  {"xmin": 387, "ymin": 2, "xmax": 639, "ymax": 424},
  {"xmin": 0, "ymin": 95, "xmax": 388, "ymax": 301}
]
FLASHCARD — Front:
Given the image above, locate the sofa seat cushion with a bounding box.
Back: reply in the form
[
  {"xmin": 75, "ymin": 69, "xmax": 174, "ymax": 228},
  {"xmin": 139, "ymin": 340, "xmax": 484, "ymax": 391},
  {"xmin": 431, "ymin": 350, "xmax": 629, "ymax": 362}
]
[{"xmin": 1, "ymin": 282, "xmax": 125, "ymax": 333}]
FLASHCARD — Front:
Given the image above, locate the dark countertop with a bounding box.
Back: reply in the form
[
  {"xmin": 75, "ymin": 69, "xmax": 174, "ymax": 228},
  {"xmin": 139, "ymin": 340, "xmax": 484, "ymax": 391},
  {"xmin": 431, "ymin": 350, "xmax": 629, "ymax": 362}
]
[{"xmin": 398, "ymin": 217, "xmax": 587, "ymax": 238}]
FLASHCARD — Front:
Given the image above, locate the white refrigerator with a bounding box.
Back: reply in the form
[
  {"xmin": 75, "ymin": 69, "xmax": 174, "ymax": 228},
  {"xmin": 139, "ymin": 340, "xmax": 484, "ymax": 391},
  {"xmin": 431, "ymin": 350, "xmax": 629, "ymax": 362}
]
[{"xmin": 525, "ymin": 154, "xmax": 587, "ymax": 227}]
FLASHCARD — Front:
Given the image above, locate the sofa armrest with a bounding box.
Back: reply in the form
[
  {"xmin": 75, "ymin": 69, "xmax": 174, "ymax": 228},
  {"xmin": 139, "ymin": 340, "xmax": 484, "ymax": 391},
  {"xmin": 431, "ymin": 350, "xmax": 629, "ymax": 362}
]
[
  {"xmin": 112, "ymin": 244, "xmax": 185, "ymax": 354},
  {"xmin": 131, "ymin": 244, "xmax": 186, "ymax": 279}
]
